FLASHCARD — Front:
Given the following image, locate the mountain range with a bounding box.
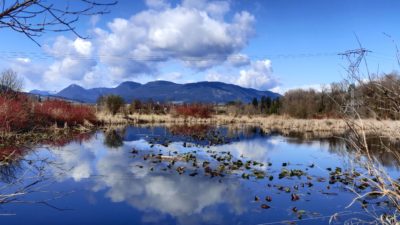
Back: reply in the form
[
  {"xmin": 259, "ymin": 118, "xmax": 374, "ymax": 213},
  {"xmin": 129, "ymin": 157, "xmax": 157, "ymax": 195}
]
[{"xmin": 30, "ymin": 81, "xmax": 280, "ymax": 103}]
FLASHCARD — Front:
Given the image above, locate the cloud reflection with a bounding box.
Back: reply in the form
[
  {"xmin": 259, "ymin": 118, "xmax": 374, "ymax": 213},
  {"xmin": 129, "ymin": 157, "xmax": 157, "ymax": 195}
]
[{"xmin": 50, "ymin": 134, "xmax": 247, "ymax": 224}]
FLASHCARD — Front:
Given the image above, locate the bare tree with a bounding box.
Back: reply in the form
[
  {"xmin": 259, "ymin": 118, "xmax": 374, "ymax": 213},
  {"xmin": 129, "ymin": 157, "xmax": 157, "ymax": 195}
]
[
  {"xmin": 0, "ymin": 69, "xmax": 22, "ymax": 94},
  {"xmin": 0, "ymin": 0, "xmax": 117, "ymax": 45}
]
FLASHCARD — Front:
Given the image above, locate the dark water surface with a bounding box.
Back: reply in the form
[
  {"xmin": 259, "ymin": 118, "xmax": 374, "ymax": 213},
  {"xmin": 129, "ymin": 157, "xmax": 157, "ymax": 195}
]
[{"xmin": 0, "ymin": 125, "xmax": 398, "ymax": 225}]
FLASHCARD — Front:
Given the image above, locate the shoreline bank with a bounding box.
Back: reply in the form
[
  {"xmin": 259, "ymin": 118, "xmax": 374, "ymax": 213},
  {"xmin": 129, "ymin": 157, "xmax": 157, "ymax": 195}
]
[
  {"xmin": 0, "ymin": 125, "xmax": 95, "ymax": 149},
  {"xmin": 96, "ymin": 112, "xmax": 400, "ymax": 139},
  {"xmin": 2, "ymin": 113, "xmax": 399, "ymax": 150}
]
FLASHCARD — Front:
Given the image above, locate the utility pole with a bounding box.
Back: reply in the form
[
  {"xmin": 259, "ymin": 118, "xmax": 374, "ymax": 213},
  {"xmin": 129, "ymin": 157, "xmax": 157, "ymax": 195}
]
[{"xmin": 338, "ymin": 48, "xmax": 371, "ymax": 116}]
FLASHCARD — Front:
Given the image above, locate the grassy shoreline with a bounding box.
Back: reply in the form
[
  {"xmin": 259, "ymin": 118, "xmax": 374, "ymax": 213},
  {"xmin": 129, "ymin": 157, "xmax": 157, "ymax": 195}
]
[
  {"xmin": 0, "ymin": 125, "xmax": 95, "ymax": 149},
  {"xmin": 2, "ymin": 112, "xmax": 399, "ymax": 149},
  {"xmin": 97, "ymin": 112, "xmax": 400, "ymax": 139}
]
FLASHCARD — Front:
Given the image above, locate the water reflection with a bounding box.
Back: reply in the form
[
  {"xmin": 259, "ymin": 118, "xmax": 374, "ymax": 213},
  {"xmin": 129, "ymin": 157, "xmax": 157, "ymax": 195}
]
[
  {"xmin": 104, "ymin": 129, "xmax": 124, "ymax": 148},
  {"xmin": 0, "ymin": 125, "xmax": 399, "ymax": 224},
  {"xmin": 92, "ymin": 149, "xmax": 245, "ymax": 221},
  {"xmin": 47, "ymin": 135, "xmax": 247, "ymax": 224},
  {"xmin": 0, "ymin": 146, "xmax": 27, "ymax": 184}
]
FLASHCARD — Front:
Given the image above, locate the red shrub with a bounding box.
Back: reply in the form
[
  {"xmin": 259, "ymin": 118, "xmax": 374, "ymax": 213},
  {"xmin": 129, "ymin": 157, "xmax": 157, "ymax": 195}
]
[
  {"xmin": 34, "ymin": 100, "xmax": 96, "ymax": 126},
  {"xmin": 0, "ymin": 93, "xmax": 96, "ymax": 132},
  {"xmin": 173, "ymin": 104, "xmax": 213, "ymax": 118},
  {"xmin": 0, "ymin": 94, "xmax": 30, "ymax": 132}
]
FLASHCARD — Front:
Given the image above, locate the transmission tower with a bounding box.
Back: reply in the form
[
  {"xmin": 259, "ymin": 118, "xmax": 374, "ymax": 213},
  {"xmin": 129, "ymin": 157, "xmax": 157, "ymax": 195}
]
[
  {"xmin": 338, "ymin": 48, "xmax": 371, "ymax": 115},
  {"xmin": 338, "ymin": 48, "xmax": 371, "ymax": 77}
]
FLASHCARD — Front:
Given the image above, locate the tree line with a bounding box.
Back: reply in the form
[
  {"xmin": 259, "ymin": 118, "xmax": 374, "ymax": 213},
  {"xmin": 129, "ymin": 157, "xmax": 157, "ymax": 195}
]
[
  {"xmin": 279, "ymin": 72, "xmax": 400, "ymax": 119},
  {"xmin": 216, "ymin": 72, "xmax": 400, "ymax": 119},
  {"xmin": 96, "ymin": 72, "xmax": 400, "ymax": 120}
]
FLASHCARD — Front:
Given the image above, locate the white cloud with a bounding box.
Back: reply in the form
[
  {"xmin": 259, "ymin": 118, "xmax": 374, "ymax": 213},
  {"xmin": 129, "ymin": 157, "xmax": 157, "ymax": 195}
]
[
  {"xmin": 42, "ymin": 36, "xmax": 97, "ymax": 89},
  {"xmin": 269, "ymin": 86, "xmax": 284, "ymax": 95},
  {"xmin": 73, "ymin": 38, "xmax": 93, "ymax": 56},
  {"xmin": 156, "ymin": 72, "xmax": 183, "ymax": 81},
  {"xmin": 8, "ymin": 57, "xmax": 45, "ymax": 91},
  {"xmin": 182, "ymin": 0, "xmax": 230, "ymax": 19},
  {"xmin": 274, "ymin": 83, "xmax": 324, "ymax": 94},
  {"xmin": 90, "ymin": 15, "xmax": 101, "ymax": 27},
  {"xmin": 145, "ymin": 0, "xmax": 170, "ymax": 9},
  {"xmin": 206, "ymin": 59, "xmax": 279, "ymax": 90},
  {"xmin": 94, "ymin": 0, "xmax": 255, "ymax": 76},
  {"xmin": 205, "ymin": 71, "xmax": 237, "ymax": 85},
  {"xmin": 8, "ymin": 0, "xmax": 258, "ymax": 91},
  {"xmin": 237, "ymin": 59, "xmax": 278, "ymax": 90},
  {"xmin": 227, "ymin": 53, "xmax": 250, "ymax": 67},
  {"xmin": 15, "ymin": 57, "xmax": 31, "ymax": 63}
]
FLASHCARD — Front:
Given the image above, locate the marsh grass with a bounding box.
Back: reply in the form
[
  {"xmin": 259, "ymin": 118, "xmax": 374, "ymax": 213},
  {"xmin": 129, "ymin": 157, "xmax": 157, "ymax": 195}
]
[
  {"xmin": 338, "ymin": 115, "xmax": 400, "ymax": 224},
  {"xmin": 96, "ymin": 112, "xmax": 400, "ymax": 139}
]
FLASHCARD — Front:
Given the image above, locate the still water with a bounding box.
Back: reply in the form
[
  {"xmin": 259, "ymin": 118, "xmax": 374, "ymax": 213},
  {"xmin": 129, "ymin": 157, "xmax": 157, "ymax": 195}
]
[{"xmin": 0, "ymin": 125, "xmax": 397, "ymax": 225}]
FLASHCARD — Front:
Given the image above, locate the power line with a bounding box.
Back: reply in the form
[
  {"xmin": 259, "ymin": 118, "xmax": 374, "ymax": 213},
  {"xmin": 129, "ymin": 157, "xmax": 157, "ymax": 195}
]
[
  {"xmin": 0, "ymin": 51, "xmax": 342, "ymax": 61},
  {"xmin": 0, "ymin": 50, "xmax": 395, "ymax": 63}
]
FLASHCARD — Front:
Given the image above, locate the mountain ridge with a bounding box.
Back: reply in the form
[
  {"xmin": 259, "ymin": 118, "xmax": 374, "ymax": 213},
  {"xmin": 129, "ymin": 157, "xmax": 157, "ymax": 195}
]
[{"xmin": 30, "ymin": 81, "xmax": 280, "ymax": 103}]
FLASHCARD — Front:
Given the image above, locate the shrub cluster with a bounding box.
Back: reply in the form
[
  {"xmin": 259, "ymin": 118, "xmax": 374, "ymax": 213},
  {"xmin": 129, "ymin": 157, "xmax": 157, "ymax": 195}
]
[
  {"xmin": 173, "ymin": 104, "xmax": 213, "ymax": 118},
  {"xmin": 97, "ymin": 95, "xmax": 125, "ymax": 115},
  {"xmin": 0, "ymin": 94, "xmax": 30, "ymax": 132},
  {"xmin": 34, "ymin": 100, "xmax": 96, "ymax": 126},
  {"xmin": 0, "ymin": 94, "xmax": 96, "ymax": 132},
  {"xmin": 128, "ymin": 98, "xmax": 169, "ymax": 115}
]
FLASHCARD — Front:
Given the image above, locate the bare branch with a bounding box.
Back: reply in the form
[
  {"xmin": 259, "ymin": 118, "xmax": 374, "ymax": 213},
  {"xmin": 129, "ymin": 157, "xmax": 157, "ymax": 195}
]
[{"xmin": 0, "ymin": 0, "xmax": 117, "ymax": 45}]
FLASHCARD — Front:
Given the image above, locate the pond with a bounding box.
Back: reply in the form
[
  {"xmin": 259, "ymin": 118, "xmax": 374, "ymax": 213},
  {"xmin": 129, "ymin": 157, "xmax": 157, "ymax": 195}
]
[{"xmin": 0, "ymin": 125, "xmax": 398, "ymax": 225}]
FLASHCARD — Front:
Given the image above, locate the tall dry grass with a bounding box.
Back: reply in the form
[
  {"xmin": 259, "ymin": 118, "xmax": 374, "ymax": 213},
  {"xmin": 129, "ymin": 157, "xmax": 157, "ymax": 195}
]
[{"xmin": 96, "ymin": 111, "xmax": 400, "ymax": 139}]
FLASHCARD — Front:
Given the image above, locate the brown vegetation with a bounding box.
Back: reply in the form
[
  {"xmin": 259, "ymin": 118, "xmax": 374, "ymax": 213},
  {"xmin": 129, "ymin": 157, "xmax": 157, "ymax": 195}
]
[
  {"xmin": 172, "ymin": 104, "xmax": 213, "ymax": 118},
  {"xmin": 0, "ymin": 94, "xmax": 96, "ymax": 133}
]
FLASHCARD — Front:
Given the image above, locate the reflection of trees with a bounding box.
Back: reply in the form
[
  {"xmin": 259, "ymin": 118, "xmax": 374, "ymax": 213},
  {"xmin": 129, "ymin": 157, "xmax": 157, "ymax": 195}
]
[
  {"xmin": 0, "ymin": 132, "xmax": 96, "ymax": 209},
  {"xmin": 0, "ymin": 146, "xmax": 28, "ymax": 184},
  {"xmin": 104, "ymin": 129, "xmax": 124, "ymax": 148},
  {"xmin": 316, "ymin": 135, "xmax": 400, "ymax": 168},
  {"xmin": 0, "ymin": 161, "xmax": 20, "ymax": 184},
  {"xmin": 168, "ymin": 125, "xmax": 265, "ymax": 146},
  {"xmin": 43, "ymin": 132, "xmax": 93, "ymax": 147},
  {"xmin": 272, "ymin": 131, "xmax": 400, "ymax": 168},
  {"xmin": 226, "ymin": 125, "xmax": 264, "ymax": 139},
  {"xmin": 0, "ymin": 152, "xmax": 65, "ymax": 208},
  {"xmin": 168, "ymin": 124, "xmax": 232, "ymax": 145},
  {"xmin": 169, "ymin": 124, "xmax": 212, "ymax": 139}
]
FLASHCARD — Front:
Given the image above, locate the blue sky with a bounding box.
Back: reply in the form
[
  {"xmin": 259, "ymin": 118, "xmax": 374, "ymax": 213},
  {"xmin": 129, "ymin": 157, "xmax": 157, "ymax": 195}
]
[{"xmin": 0, "ymin": 0, "xmax": 399, "ymax": 93}]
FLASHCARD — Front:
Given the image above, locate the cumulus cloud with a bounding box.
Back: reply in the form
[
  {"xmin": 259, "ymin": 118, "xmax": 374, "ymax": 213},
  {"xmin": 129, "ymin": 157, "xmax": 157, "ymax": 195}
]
[
  {"xmin": 8, "ymin": 0, "xmax": 258, "ymax": 91},
  {"xmin": 237, "ymin": 59, "xmax": 279, "ymax": 90},
  {"xmin": 272, "ymin": 83, "xmax": 323, "ymax": 95},
  {"xmin": 227, "ymin": 53, "xmax": 250, "ymax": 67},
  {"xmin": 8, "ymin": 57, "xmax": 46, "ymax": 90},
  {"xmin": 156, "ymin": 72, "xmax": 183, "ymax": 81},
  {"xmin": 145, "ymin": 0, "xmax": 170, "ymax": 9},
  {"xmin": 41, "ymin": 36, "xmax": 97, "ymax": 89},
  {"xmin": 94, "ymin": 0, "xmax": 254, "ymax": 77},
  {"xmin": 182, "ymin": 0, "xmax": 230, "ymax": 19},
  {"xmin": 206, "ymin": 59, "xmax": 279, "ymax": 90}
]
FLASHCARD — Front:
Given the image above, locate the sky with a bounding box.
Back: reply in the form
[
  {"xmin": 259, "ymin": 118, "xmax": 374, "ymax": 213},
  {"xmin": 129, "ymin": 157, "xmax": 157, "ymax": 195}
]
[{"xmin": 0, "ymin": 0, "xmax": 399, "ymax": 93}]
